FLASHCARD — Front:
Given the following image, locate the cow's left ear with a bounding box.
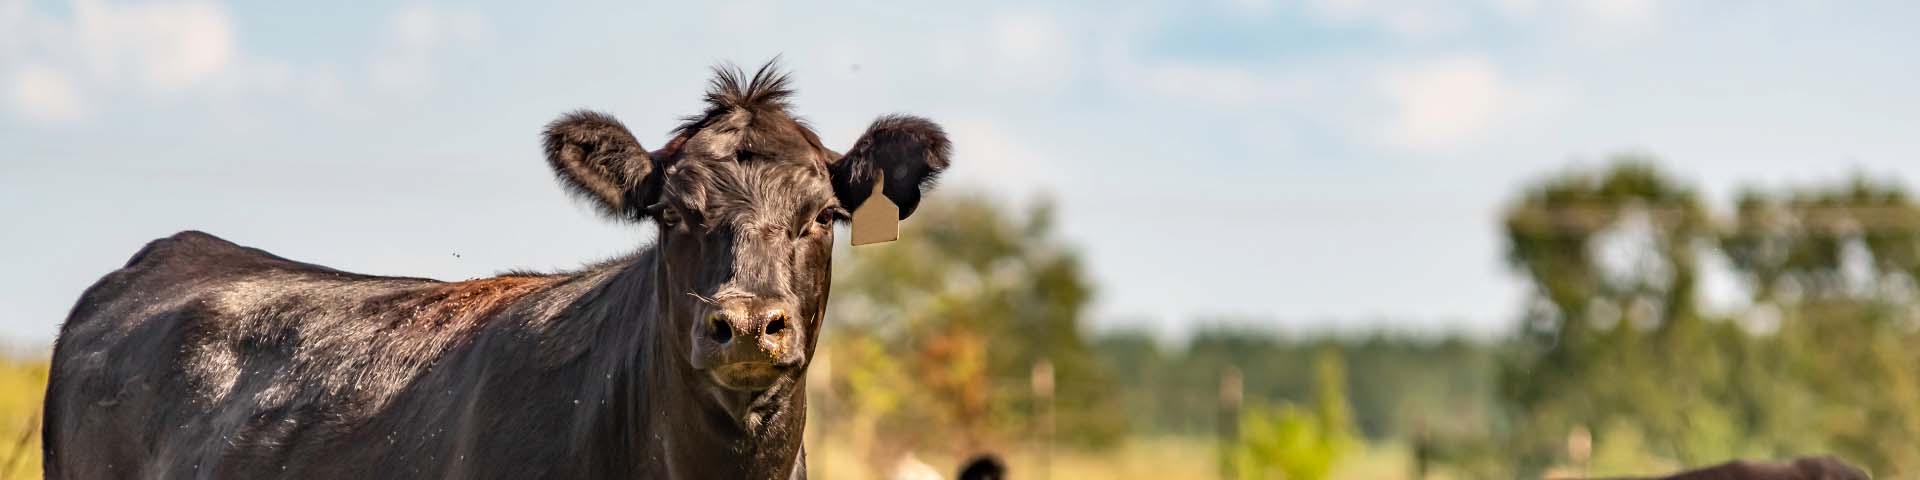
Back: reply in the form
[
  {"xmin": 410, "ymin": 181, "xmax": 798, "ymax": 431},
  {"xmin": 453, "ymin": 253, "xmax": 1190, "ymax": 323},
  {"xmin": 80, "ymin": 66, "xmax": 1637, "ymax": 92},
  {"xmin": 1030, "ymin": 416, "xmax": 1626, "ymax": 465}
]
[{"xmin": 829, "ymin": 115, "xmax": 951, "ymax": 219}]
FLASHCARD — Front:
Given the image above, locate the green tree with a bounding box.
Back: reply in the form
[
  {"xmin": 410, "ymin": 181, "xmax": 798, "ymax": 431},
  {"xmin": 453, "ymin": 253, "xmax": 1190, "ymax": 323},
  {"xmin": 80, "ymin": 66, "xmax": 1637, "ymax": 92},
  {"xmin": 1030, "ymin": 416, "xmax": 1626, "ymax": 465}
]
[
  {"xmin": 1498, "ymin": 159, "xmax": 1920, "ymax": 476},
  {"xmin": 821, "ymin": 191, "xmax": 1124, "ymax": 454},
  {"xmin": 1722, "ymin": 178, "xmax": 1920, "ymax": 472},
  {"xmin": 1497, "ymin": 158, "xmax": 1769, "ymax": 473},
  {"xmin": 1231, "ymin": 348, "xmax": 1357, "ymax": 480}
]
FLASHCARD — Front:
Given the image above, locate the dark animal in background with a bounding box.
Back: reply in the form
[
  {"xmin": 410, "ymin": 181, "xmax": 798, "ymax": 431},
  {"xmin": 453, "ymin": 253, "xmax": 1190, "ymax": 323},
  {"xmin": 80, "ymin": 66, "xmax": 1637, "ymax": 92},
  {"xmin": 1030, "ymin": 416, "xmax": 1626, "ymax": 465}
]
[
  {"xmin": 1580, "ymin": 456, "xmax": 1870, "ymax": 480},
  {"xmin": 40, "ymin": 61, "xmax": 950, "ymax": 479},
  {"xmin": 956, "ymin": 454, "xmax": 1007, "ymax": 480}
]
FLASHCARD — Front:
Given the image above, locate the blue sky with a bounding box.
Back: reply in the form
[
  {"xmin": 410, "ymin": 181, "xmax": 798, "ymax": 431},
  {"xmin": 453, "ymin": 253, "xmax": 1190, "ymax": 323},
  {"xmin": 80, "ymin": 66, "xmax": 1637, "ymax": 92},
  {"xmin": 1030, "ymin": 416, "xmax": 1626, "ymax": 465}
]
[{"xmin": 4, "ymin": 0, "xmax": 1919, "ymax": 342}]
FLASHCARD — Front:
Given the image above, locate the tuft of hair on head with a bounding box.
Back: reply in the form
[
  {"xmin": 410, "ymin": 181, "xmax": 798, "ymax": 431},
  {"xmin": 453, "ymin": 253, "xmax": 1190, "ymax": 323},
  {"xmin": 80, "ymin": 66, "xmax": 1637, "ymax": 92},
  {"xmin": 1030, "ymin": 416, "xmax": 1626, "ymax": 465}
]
[
  {"xmin": 956, "ymin": 453, "xmax": 1007, "ymax": 480},
  {"xmin": 672, "ymin": 58, "xmax": 797, "ymax": 137}
]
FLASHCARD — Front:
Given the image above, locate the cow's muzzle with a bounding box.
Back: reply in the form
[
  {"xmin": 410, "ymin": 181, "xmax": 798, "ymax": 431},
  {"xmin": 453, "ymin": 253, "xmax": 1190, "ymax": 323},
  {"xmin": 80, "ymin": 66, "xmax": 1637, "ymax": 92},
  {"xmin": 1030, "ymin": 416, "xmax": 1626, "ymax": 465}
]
[{"xmin": 691, "ymin": 298, "xmax": 804, "ymax": 391}]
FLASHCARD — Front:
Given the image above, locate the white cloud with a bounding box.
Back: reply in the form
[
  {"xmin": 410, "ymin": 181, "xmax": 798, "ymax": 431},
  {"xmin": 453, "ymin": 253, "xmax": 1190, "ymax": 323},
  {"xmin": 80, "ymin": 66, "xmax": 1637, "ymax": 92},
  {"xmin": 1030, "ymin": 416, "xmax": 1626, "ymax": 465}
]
[
  {"xmin": 1294, "ymin": 0, "xmax": 1664, "ymax": 42},
  {"xmin": 1567, "ymin": 0, "xmax": 1658, "ymax": 46},
  {"xmin": 0, "ymin": 1, "xmax": 487, "ymax": 123},
  {"xmin": 941, "ymin": 118, "xmax": 1066, "ymax": 196},
  {"xmin": 1132, "ymin": 62, "xmax": 1318, "ymax": 107},
  {"xmin": 1574, "ymin": 0, "xmax": 1653, "ymax": 24},
  {"xmin": 1381, "ymin": 57, "xmax": 1501, "ymax": 150},
  {"xmin": 0, "ymin": 0, "xmax": 29, "ymax": 54},
  {"xmin": 371, "ymin": 5, "xmax": 490, "ymax": 92},
  {"xmin": 1487, "ymin": 0, "xmax": 1538, "ymax": 17},
  {"xmin": 1377, "ymin": 56, "xmax": 1565, "ymax": 151},
  {"xmin": 71, "ymin": 0, "xmax": 235, "ymax": 91},
  {"xmin": 1226, "ymin": 0, "xmax": 1276, "ymax": 15},
  {"xmin": 983, "ymin": 10, "xmax": 1073, "ymax": 91},
  {"xmin": 0, "ymin": 0, "xmax": 238, "ymax": 121},
  {"xmin": 923, "ymin": 8, "xmax": 1082, "ymax": 94},
  {"xmin": 1301, "ymin": 0, "xmax": 1468, "ymax": 37},
  {"xmin": 8, "ymin": 64, "xmax": 85, "ymax": 122},
  {"xmin": 203, "ymin": 57, "xmax": 359, "ymax": 122},
  {"xmin": 1307, "ymin": 0, "xmax": 1370, "ymax": 15}
]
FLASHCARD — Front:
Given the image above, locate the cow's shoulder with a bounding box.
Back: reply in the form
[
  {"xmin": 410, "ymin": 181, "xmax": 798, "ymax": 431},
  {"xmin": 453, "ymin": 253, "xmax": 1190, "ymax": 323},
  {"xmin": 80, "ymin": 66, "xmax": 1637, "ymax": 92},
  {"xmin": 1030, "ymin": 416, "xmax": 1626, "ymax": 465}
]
[
  {"xmin": 125, "ymin": 230, "xmax": 338, "ymax": 275},
  {"xmin": 61, "ymin": 231, "xmax": 390, "ymax": 336},
  {"xmin": 129, "ymin": 230, "xmax": 235, "ymax": 262},
  {"xmin": 64, "ymin": 231, "xmax": 248, "ymax": 323}
]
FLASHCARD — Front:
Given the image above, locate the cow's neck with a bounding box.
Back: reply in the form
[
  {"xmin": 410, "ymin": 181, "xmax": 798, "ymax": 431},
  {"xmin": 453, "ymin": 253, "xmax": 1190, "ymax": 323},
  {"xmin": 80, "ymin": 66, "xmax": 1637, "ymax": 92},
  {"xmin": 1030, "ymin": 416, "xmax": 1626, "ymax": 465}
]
[{"xmin": 579, "ymin": 249, "xmax": 808, "ymax": 478}]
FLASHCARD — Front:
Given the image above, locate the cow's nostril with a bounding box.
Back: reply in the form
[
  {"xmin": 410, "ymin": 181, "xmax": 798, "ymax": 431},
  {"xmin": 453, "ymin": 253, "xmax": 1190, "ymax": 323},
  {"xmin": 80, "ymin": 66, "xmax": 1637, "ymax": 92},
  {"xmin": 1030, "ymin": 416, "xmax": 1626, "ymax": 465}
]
[
  {"xmin": 708, "ymin": 315, "xmax": 732, "ymax": 343},
  {"xmin": 764, "ymin": 314, "xmax": 788, "ymax": 336}
]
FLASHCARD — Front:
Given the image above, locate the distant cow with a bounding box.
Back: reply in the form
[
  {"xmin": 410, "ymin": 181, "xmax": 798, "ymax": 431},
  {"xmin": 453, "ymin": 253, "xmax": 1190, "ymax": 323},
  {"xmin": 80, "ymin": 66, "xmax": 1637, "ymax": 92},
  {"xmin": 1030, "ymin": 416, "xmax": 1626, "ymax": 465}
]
[
  {"xmin": 42, "ymin": 62, "xmax": 950, "ymax": 479},
  {"xmin": 955, "ymin": 454, "xmax": 1007, "ymax": 480},
  {"xmin": 1583, "ymin": 456, "xmax": 1870, "ymax": 480}
]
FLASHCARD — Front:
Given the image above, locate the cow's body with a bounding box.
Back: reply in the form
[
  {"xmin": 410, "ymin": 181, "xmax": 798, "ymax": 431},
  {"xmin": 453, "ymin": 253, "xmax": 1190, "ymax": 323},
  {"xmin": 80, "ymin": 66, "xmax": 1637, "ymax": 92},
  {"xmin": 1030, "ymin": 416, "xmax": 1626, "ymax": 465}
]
[
  {"xmin": 45, "ymin": 231, "xmax": 801, "ymax": 479},
  {"xmin": 42, "ymin": 62, "xmax": 950, "ymax": 479}
]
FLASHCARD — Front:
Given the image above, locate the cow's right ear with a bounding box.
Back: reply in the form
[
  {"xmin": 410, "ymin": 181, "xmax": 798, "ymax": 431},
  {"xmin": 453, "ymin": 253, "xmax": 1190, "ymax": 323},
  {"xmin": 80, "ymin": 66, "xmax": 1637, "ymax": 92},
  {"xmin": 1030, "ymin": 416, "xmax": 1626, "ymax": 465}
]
[{"xmin": 543, "ymin": 110, "xmax": 661, "ymax": 221}]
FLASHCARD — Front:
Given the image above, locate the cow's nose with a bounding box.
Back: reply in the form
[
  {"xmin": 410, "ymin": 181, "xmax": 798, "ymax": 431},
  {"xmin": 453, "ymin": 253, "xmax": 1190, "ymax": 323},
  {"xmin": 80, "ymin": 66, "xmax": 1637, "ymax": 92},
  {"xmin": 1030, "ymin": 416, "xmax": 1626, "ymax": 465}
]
[{"xmin": 705, "ymin": 304, "xmax": 799, "ymax": 362}]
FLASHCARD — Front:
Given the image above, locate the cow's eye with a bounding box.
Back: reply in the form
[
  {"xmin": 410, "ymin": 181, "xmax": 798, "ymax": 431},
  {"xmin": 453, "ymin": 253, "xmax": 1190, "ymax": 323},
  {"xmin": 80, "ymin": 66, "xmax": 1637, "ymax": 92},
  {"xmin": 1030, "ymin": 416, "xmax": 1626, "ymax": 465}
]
[
  {"xmin": 813, "ymin": 207, "xmax": 846, "ymax": 232},
  {"xmin": 650, "ymin": 204, "xmax": 682, "ymax": 227}
]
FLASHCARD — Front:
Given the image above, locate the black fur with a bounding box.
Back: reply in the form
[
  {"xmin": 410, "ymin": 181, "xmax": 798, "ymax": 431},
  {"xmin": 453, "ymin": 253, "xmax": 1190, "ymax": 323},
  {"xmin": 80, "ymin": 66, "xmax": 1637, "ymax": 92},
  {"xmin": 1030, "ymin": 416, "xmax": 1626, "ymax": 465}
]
[
  {"xmin": 957, "ymin": 454, "xmax": 1007, "ymax": 480},
  {"xmin": 43, "ymin": 61, "xmax": 950, "ymax": 479},
  {"xmin": 1585, "ymin": 455, "xmax": 1870, "ymax": 480},
  {"xmin": 545, "ymin": 110, "xmax": 658, "ymax": 220},
  {"xmin": 830, "ymin": 114, "xmax": 951, "ymax": 218}
]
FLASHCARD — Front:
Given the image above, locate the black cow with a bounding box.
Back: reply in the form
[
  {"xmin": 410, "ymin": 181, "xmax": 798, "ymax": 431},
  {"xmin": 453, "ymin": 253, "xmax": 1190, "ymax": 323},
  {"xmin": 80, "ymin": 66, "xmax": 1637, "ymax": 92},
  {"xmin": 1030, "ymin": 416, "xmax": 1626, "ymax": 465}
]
[
  {"xmin": 42, "ymin": 61, "xmax": 950, "ymax": 479},
  {"xmin": 956, "ymin": 454, "xmax": 1007, "ymax": 480},
  {"xmin": 1580, "ymin": 456, "xmax": 1871, "ymax": 480}
]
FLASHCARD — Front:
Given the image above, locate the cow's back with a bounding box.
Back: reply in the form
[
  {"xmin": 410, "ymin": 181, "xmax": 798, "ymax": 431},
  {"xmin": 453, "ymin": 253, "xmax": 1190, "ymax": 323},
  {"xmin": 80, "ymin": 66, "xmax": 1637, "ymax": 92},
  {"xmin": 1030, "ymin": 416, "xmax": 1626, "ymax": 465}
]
[{"xmin": 43, "ymin": 231, "xmax": 571, "ymax": 479}]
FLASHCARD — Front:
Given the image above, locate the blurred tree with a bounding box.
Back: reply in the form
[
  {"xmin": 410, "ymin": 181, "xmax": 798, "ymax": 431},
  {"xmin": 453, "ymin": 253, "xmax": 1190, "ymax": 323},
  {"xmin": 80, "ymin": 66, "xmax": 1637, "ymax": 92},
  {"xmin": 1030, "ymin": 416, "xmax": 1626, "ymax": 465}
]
[
  {"xmin": 1230, "ymin": 348, "xmax": 1357, "ymax": 480},
  {"xmin": 1499, "ymin": 158, "xmax": 1920, "ymax": 476},
  {"xmin": 1089, "ymin": 327, "xmax": 1502, "ymax": 450},
  {"xmin": 1498, "ymin": 157, "xmax": 1727, "ymax": 473},
  {"xmin": 821, "ymin": 192, "xmax": 1125, "ymax": 453},
  {"xmin": 1722, "ymin": 178, "xmax": 1920, "ymax": 472}
]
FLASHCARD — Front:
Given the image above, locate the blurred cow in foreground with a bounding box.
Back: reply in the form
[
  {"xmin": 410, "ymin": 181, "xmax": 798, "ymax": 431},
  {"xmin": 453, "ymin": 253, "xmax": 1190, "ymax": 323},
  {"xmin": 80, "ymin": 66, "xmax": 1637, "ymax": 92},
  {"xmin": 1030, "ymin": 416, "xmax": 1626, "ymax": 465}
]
[
  {"xmin": 1576, "ymin": 456, "xmax": 1869, "ymax": 480},
  {"xmin": 41, "ymin": 61, "xmax": 951, "ymax": 479},
  {"xmin": 887, "ymin": 453, "xmax": 1005, "ymax": 480},
  {"xmin": 956, "ymin": 454, "xmax": 1007, "ymax": 480}
]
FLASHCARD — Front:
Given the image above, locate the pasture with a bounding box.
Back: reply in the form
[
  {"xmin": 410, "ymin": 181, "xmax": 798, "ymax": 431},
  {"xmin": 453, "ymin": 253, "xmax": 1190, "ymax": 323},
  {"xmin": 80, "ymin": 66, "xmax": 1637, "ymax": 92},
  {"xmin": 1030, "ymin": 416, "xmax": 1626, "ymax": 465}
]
[{"xmin": 0, "ymin": 361, "xmax": 1439, "ymax": 480}]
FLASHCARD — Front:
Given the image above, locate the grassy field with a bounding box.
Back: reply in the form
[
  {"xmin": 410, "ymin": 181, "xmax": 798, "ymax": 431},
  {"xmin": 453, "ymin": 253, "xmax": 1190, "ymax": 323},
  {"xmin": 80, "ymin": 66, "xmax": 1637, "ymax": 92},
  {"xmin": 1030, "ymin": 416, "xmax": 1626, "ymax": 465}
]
[
  {"xmin": 0, "ymin": 357, "xmax": 1661, "ymax": 479},
  {"xmin": 805, "ymin": 434, "xmax": 1472, "ymax": 480},
  {"xmin": 0, "ymin": 358, "xmax": 45, "ymax": 480},
  {"xmin": 0, "ymin": 355, "xmax": 1414, "ymax": 480}
]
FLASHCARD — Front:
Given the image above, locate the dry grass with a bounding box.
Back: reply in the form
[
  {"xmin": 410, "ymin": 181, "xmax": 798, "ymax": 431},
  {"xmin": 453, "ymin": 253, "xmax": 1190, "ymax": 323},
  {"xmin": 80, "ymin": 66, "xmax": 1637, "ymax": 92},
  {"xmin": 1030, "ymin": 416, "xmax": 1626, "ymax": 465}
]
[
  {"xmin": 0, "ymin": 359, "xmax": 1578, "ymax": 479},
  {"xmin": 0, "ymin": 359, "xmax": 45, "ymax": 480},
  {"xmin": 805, "ymin": 434, "xmax": 1473, "ymax": 480}
]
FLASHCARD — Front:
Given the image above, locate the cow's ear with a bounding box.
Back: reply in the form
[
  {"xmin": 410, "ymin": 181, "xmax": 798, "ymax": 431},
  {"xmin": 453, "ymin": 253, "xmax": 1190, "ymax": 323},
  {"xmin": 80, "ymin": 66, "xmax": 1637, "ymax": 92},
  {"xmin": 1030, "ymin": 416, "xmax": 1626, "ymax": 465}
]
[
  {"xmin": 829, "ymin": 115, "xmax": 952, "ymax": 219},
  {"xmin": 544, "ymin": 110, "xmax": 661, "ymax": 221}
]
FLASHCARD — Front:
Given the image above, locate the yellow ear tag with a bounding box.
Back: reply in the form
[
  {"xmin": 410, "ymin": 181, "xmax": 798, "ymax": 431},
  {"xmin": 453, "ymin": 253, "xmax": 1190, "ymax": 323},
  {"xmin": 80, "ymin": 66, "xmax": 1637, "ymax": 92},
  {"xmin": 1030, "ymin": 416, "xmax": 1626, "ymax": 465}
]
[{"xmin": 849, "ymin": 178, "xmax": 899, "ymax": 246}]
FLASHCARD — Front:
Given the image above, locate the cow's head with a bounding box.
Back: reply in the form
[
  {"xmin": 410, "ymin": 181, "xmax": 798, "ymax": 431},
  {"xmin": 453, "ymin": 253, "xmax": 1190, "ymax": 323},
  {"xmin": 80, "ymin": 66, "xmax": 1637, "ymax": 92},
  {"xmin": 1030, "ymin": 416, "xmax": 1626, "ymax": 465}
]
[{"xmin": 541, "ymin": 63, "xmax": 948, "ymax": 414}]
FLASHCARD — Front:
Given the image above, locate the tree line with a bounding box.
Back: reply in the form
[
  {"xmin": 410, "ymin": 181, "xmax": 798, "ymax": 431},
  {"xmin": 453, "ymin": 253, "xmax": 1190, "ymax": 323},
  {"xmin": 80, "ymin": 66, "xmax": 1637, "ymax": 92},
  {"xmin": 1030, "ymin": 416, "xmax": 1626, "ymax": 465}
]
[{"xmin": 808, "ymin": 156, "xmax": 1920, "ymax": 478}]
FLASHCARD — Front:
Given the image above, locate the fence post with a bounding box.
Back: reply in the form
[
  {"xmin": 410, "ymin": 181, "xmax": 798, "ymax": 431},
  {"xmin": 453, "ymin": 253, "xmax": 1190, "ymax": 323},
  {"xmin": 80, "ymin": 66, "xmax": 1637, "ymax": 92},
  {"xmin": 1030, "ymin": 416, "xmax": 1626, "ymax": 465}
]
[
  {"xmin": 1219, "ymin": 365, "xmax": 1242, "ymax": 480},
  {"xmin": 1568, "ymin": 424, "xmax": 1592, "ymax": 479},
  {"xmin": 1413, "ymin": 418, "xmax": 1429, "ymax": 480},
  {"xmin": 1031, "ymin": 359, "xmax": 1055, "ymax": 480},
  {"xmin": 810, "ymin": 353, "xmax": 830, "ymax": 480}
]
